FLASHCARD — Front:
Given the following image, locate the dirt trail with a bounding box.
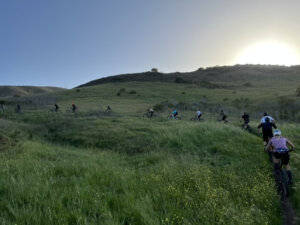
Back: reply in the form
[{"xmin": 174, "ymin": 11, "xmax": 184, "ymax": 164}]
[{"xmin": 282, "ymin": 198, "xmax": 299, "ymax": 225}]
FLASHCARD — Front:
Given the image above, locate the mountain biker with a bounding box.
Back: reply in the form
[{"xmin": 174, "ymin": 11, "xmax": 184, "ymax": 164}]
[
  {"xmin": 71, "ymin": 103, "xmax": 77, "ymax": 113},
  {"xmin": 196, "ymin": 110, "xmax": 202, "ymax": 120},
  {"xmin": 260, "ymin": 112, "xmax": 275, "ymax": 124},
  {"xmin": 172, "ymin": 109, "xmax": 178, "ymax": 119},
  {"xmin": 266, "ymin": 129, "xmax": 295, "ymax": 184},
  {"xmin": 0, "ymin": 104, "xmax": 4, "ymax": 111},
  {"xmin": 16, "ymin": 104, "xmax": 21, "ymax": 113},
  {"xmin": 107, "ymin": 105, "xmax": 111, "ymax": 111},
  {"xmin": 219, "ymin": 109, "xmax": 227, "ymax": 122},
  {"xmin": 241, "ymin": 112, "xmax": 250, "ymax": 128},
  {"xmin": 148, "ymin": 106, "xmax": 154, "ymax": 118},
  {"xmin": 54, "ymin": 104, "xmax": 59, "ymax": 112},
  {"xmin": 258, "ymin": 117, "xmax": 277, "ymax": 146}
]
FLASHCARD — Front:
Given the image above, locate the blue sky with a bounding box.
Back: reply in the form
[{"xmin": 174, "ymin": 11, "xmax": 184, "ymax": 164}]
[{"xmin": 1, "ymin": 0, "xmax": 300, "ymax": 88}]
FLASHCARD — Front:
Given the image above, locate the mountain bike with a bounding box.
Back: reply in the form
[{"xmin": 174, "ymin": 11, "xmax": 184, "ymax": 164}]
[
  {"xmin": 142, "ymin": 112, "xmax": 156, "ymax": 118},
  {"xmin": 167, "ymin": 114, "xmax": 181, "ymax": 120},
  {"xmin": 190, "ymin": 116, "xmax": 205, "ymax": 122},
  {"xmin": 273, "ymin": 148, "xmax": 293, "ymax": 200},
  {"xmin": 217, "ymin": 118, "xmax": 228, "ymax": 123},
  {"xmin": 241, "ymin": 122, "xmax": 250, "ymax": 132}
]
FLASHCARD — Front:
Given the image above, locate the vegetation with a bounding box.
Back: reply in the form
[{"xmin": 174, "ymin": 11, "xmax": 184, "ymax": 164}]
[
  {"xmin": 0, "ymin": 65, "xmax": 299, "ymax": 224},
  {"xmin": 0, "ymin": 86, "xmax": 65, "ymax": 97}
]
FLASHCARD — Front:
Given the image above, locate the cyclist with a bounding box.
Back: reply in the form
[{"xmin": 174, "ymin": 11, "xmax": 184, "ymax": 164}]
[
  {"xmin": 16, "ymin": 104, "xmax": 21, "ymax": 113},
  {"xmin": 196, "ymin": 110, "xmax": 202, "ymax": 120},
  {"xmin": 148, "ymin": 106, "xmax": 154, "ymax": 118},
  {"xmin": 258, "ymin": 117, "xmax": 277, "ymax": 146},
  {"xmin": 260, "ymin": 112, "xmax": 275, "ymax": 124},
  {"xmin": 0, "ymin": 104, "xmax": 4, "ymax": 111},
  {"xmin": 241, "ymin": 112, "xmax": 250, "ymax": 129},
  {"xmin": 219, "ymin": 109, "xmax": 227, "ymax": 122},
  {"xmin": 172, "ymin": 109, "xmax": 178, "ymax": 119},
  {"xmin": 107, "ymin": 105, "xmax": 111, "ymax": 111},
  {"xmin": 71, "ymin": 103, "xmax": 77, "ymax": 113},
  {"xmin": 54, "ymin": 104, "xmax": 59, "ymax": 112},
  {"xmin": 266, "ymin": 129, "xmax": 295, "ymax": 184}
]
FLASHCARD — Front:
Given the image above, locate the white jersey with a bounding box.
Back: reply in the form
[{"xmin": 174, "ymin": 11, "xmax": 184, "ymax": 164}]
[
  {"xmin": 260, "ymin": 116, "xmax": 274, "ymax": 123},
  {"xmin": 196, "ymin": 111, "xmax": 202, "ymax": 116}
]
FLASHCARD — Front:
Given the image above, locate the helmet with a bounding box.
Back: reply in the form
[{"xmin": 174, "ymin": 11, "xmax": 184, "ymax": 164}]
[
  {"xmin": 263, "ymin": 112, "xmax": 268, "ymax": 116},
  {"xmin": 273, "ymin": 129, "xmax": 281, "ymax": 136}
]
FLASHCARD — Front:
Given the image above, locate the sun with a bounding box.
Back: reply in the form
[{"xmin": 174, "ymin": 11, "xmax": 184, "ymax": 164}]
[{"xmin": 235, "ymin": 41, "xmax": 300, "ymax": 66}]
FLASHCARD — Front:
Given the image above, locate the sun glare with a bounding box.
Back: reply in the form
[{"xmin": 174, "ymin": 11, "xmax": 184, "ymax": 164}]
[{"xmin": 235, "ymin": 41, "xmax": 300, "ymax": 66}]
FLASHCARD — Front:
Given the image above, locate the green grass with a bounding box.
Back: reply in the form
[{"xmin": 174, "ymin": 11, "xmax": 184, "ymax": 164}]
[
  {"xmin": 0, "ymin": 79, "xmax": 299, "ymax": 224},
  {"xmin": 0, "ymin": 114, "xmax": 283, "ymax": 225}
]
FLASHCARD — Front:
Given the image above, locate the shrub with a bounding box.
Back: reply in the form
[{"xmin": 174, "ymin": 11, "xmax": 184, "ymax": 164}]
[
  {"xmin": 243, "ymin": 82, "xmax": 252, "ymax": 87},
  {"xmin": 117, "ymin": 88, "xmax": 126, "ymax": 96},
  {"xmin": 174, "ymin": 77, "xmax": 187, "ymax": 83},
  {"xmin": 129, "ymin": 90, "xmax": 137, "ymax": 94}
]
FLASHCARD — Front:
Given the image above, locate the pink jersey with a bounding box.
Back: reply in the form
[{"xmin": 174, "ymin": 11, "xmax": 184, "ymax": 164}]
[{"xmin": 268, "ymin": 136, "xmax": 288, "ymax": 150}]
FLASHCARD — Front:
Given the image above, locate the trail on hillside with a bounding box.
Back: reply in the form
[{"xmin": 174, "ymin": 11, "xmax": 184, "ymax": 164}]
[
  {"xmin": 282, "ymin": 198, "xmax": 299, "ymax": 225},
  {"xmin": 248, "ymin": 128, "xmax": 299, "ymax": 225}
]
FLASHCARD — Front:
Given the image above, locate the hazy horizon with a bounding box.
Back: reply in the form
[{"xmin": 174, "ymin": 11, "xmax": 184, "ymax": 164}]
[{"xmin": 1, "ymin": 0, "xmax": 300, "ymax": 88}]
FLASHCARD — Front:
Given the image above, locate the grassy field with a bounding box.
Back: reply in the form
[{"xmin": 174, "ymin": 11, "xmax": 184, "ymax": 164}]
[{"xmin": 0, "ymin": 80, "xmax": 299, "ymax": 225}]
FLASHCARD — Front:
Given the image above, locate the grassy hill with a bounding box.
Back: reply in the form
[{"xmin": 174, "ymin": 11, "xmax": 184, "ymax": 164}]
[
  {"xmin": 0, "ymin": 66, "xmax": 299, "ymax": 224},
  {"xmin": 78, "ymin": 64, "xmax": 300, "ymax": 89},
  {"xmin": 0, "ymin": 86, "xmax": 65, "ymax": 98}
]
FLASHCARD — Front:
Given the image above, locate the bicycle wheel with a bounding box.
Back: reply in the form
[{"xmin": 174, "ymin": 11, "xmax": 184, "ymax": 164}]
[{"xmin": 275, "ymin": 170, "xmax": 288, "ymax": 200}]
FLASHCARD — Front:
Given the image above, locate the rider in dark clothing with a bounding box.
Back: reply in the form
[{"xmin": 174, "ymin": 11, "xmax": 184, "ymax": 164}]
[
  {"xmin": 258, "ymin": 117, "xmax": 277, "ymax": 144},
  {"xmin": 54, "ymin": 104, "xmax": 59, "ymax": 112},
  {"xmin": 71, "ymin": 103, "xmax": 77, "ymax": 113},
  {"xmin": 241, "ymin": 112, "xmax": 250, "ymax": 124},
  {"xmin": 241, "ymin": 112, "xmax": 250, "ymax": 130},
  {"xmin": 16, "ymin": 104, "xmax": 21, "ymax": 113},
  {"xmin": 220, "ymin": 110, "xmax": 227, "ymax": 122}
]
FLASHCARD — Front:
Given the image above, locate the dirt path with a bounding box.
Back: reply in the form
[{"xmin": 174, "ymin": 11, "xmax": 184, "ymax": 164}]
[{"xmin": 281, "ymin": 198, "xmax": 299, "ymax": 225}]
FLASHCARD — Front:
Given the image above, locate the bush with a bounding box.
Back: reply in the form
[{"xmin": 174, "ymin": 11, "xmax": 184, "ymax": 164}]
[
  {"xmin": 243, "ymin": 82, "xmax": 252, "ymax": 87},
  {"xmin": 174, "ymin": 77, "xmax": 187, "ymax": 83},
  {"xmin": 117, "ymin": 88, "xmax": 126, "ymax": 96},
  {"xmin": 129, "ymin": 90, "xmax": 137, "ymax": 94}
]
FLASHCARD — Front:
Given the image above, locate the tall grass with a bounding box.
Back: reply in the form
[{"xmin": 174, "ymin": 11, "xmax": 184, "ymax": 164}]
[{"xmin": 0, "ymin": 116, "xmax": 282, "ymax": 225}]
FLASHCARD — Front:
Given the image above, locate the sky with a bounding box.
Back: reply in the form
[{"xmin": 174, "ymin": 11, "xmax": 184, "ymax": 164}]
[{"xmin": 1, "ymin": 0, "xmax": 300, "ymax": 88}]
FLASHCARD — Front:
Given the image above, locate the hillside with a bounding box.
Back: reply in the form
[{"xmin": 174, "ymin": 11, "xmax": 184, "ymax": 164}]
[
  {"xmin": 77, "ymin": 64, "xmax": 300, "ymax": 88},
  {"xmin": 0, "ymin": 86, "xmax": 65, "ymax": 97},
  {"xmin": 0, "ymin": 66, "xmax": 299, "ymax": 224}
]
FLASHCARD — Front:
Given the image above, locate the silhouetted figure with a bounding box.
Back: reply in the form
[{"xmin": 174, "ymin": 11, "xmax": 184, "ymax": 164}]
[
  {"xmin": 54, "ymin": 104, "xmax": 59, "ymax": 112},
  {"xmin": 16, "ymin": 104, "xmax": 21, "ymax": 113},
  {"xmin": 219, "ymin": 109, "xmax": 227, "ymax": 122},
  {"xmin": 71, "ymin": 103, "xmax": 77, "ymax": 113},
  {"xmin": 258, "ymin": 117, "xmax": 277, "ymax": 146}
]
